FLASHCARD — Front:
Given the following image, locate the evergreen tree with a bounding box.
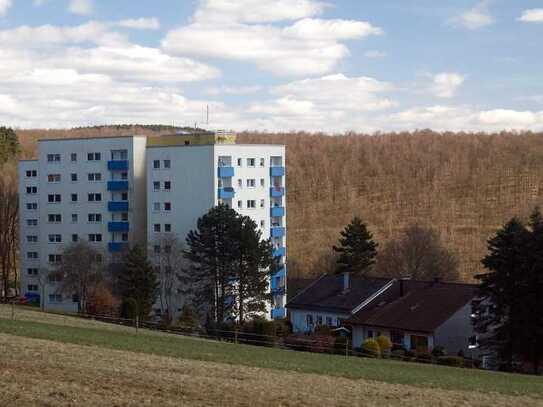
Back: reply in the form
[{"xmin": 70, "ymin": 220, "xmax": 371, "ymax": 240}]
[
  {"xmin": 473, "ymin": 218, "xmax": 530, "ymax": 371},
  {"xmin": 333, "ymin": 216, "xmax": 378, "ymax": 276},
  {"xmin": 0, "ymin": 127, "xmax": 19, "ymax": 164},
  {"xmin": 116, "ymin": 245, "xmax": 159, "ymax": 320}
]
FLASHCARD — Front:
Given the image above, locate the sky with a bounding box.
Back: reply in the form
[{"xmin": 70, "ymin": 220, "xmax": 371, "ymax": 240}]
[{"xmin": 0, "ymin": 0, "xmax": 543, "ymax": 132}]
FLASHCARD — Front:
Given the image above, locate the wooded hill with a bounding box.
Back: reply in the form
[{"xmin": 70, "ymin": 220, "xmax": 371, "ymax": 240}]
[{"xmin": 16, "ymin": 127, "xmax": 543, "ymax": 281}]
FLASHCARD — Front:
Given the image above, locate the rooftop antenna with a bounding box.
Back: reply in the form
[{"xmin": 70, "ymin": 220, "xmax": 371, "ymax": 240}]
[{"xmin": 206, "ymin": 104, "xmax": 209, "ymax": 126}]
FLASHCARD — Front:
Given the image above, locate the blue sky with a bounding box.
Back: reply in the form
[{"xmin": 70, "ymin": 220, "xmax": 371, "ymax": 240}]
[{"xmin": 0, "ymin": 0, "xmax": 542, "ymax": 132}]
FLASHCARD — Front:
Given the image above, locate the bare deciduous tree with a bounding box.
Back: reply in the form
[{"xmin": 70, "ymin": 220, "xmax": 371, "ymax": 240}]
[{"xmin": 0, "ymin": 164, "xmax": 19, "ymax": 301}]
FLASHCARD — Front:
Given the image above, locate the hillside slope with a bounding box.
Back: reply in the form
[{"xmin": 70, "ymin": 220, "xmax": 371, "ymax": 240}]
[{"xmin": 17, "ymin": 127, "xmax": 543, "ymax": 281}]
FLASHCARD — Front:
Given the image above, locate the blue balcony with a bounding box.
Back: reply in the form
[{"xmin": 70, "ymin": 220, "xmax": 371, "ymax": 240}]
[
  {"xmin": 107, "ymin": 180, "xmax": 129, "ymax": 191},
  {"xmin": 273, "ymin": 247, "xmax": 286, "ymax": 258},
  {"xmin": 270, "ymin": 206, "xmax": 285, "ymax": 217},
  {"xmin": 108, "ymin": 242, "xmax": 128, "ymax": 253},
  {"xmin": 108, "ymin": 201, "xmax": 129, "ymax": 212},
  {"xmin": 108, "ymin": 160, "xmax": 129, "ymax": 171},
  {"xmin": 108, "ymin": 221, "xmax": 129, "ymax": 232},
  {"xmin": 270, "ymin": 166, "xmax": 285, "ymax": 177},
  {"xmin": 271, "ymin": 227, "xmax": 286, "ymax": 238},
  {"xmin": 218, "ymin": 166, "xmax": 234, "ymax": 178},
  {"xmin": 271, "ymin": 307, "xmax": 287, "ymax": 319},
  {"xmin": 273, "ymin": 266, "xmax": 286, "ymax": 280},
  {"xmin": 218, "ymin": 187, "xmax": 235, "ymax": 199},
  {"xmin": 270, "ymin": 187, "xmax": 285, "ymax": 197},
  {"xmin": 272, "ymin": 286, "xmax": 286, "ymax": 296}
]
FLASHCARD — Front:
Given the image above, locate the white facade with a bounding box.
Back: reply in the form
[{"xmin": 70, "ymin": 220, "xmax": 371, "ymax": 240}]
[{"xmin": 19, "ymin": 134, "xmax": 287, "ymax": 319}]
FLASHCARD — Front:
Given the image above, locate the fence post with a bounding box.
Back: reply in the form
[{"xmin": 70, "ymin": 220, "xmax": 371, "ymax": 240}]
[
  {"xmin": 135, "ymin": 315, "xmax": 139, "ymax": 334},
  {"xmin": 234, "ymin": 328, "xmax": 238, "ymax": 344},
  {"xmin": 11, "ymin": 300, "xmax": 14, "ymax": 320},
  {"xmin": 345, "ymin": 337, "xmax": 349, "ymax": 358}
]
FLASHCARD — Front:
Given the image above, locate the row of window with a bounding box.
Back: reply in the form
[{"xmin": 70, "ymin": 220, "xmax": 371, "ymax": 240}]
[
  {"xmin": 26, "ymin": 253, "xmax": 103, "ymax": 263},
  {"xmin": 237, "ymin": 199, "xmax": 264, "ymax": 209},
  {"xmin": 26, "ymin": 232, "xmax": 128, "ymax": 245},
  {"xmin": 306, "ymin": 314, "xmax": 341, "ymax": 327},
  {"xmin": 47, "ymin": 152, "xmax": 102, "ymax": 163},
  {"xmin": 152, "ymin": 202, "xmax": 172, "ymax": 212},
  {"xmin": 152, "ymin": 160, "xmax": 171, "ymax": 169},
  {"xmin": 152, "ymin": 223, "xmax": 172, "ymax": 233},
  {"xmin": 153, "ymin": 181, "xmax": 171, "ymax": 191},
  {"xmin": 45, "ymin": 193, "xmax": 103, "ymax": 204},
  {"xmin": 25, "ymin": 212, "xmax": 128, "ymax": 227}
]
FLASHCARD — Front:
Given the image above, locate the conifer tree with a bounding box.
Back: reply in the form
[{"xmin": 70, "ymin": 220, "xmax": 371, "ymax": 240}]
[{"xmin": 333, "ymin": 216, "xmax": 378, "ymax": 276}]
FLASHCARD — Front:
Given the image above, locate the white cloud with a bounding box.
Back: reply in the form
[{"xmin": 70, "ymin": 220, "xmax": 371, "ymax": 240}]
[
  {"xmin": 117, "ymin": 17, "xmax": 161, "ymax": 30},
  {"xmin": 33, "ymin": 0, "xmax": 46, "ymax": 6},
  {"xmin": 450, "ymin": 1, "xmax": 495, "ymax": 30},
  {"xmin": 430, "ymin": 72, "xmax": 465, "ymax": 98},
  {"xmin": 206, "ymin": 85, "xmax": 263, "ymax": 96},
  {"xmin": 364, "ymin": 50, "xmax": 387, "ymax": 58},
  {"xmin": 519, "ymin": 9, "xmax": 543, "ymax": 23},
  {"xmin": 0, "ymin": 0, "xmax": 12, "ymax": 16},
  {"xmin": 478, "ymin": 109, "xmax": 541, "ymax": 126},
  {"xmin": 69, "ymin": 0, "xmax": 93, "ymax": 16},
  {"xmin": 162, "ymin": 0, "xmax": 382, "ymax": 77}
]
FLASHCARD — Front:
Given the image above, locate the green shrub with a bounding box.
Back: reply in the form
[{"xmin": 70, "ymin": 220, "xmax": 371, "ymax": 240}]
[
  {"xmin": 376, "ymin": 335, "xmax": 392, "ymax": 356},
  {"xmin": 362, "ymin": 338, "xmax": 381, "ymax": 358},
  {"xmin": 334, "ymin": 336, "xmax": 349, "ymax": 355},
  {"xmin": 390, "ymin": 348, "xmax": 406, "ymax": 361},
  {"xmin": 431, "ymin": 346, "xmax": 447, "ymax": 357},
  {"xmin": 437, "ymin": 356, "xmax": 464, "ymax": 368},
  {"xmin": 415, "ymin": 351, "xmax": 433, "ymax": 364}
]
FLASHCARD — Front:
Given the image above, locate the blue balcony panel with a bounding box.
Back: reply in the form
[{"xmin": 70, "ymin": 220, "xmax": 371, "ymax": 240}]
[
  {"xmin": 108, "ymin": 221, "xmax": 130, "ymax": 232},
  {"xmin": 273, "ymin": 266, "xmax": 286, "ymax": 280},
  {"xmin": 270, "ymin": 206, "xmax": 285, "ymax": 217},
  {"xmin": 271, "ymin": 307, "xmax": 287, "ymax": 319},
  {"xmin": 270, "ymin": 166, "xmax": 285, "ymax": 177},
  {"xmin": 273, "ymin": 247, "xmax": 286, "ymax": 258},
  {"xmin": 271, "ymin": 287, "xmax": 286, "ymax": 296},
  {"xmin": 271, "ymin": 227, "xmax": 286, "ymax": 238},
  {"xmin": 218, "ymin": 187, "xmax": 235, "ymax": 199},
  {"xmin": 108, "ymin": 242, "xmax": 129, "ymax": 253},
  {"xmin": 218, "ymin": 166, "xmax": 234, "ymax": 178},
  {"xmin": 108, "ymin": 160, "xmax": 129, "ymax": 171},
  {"xmin": 107, "ymin": 180, "xmax": 129, "ymax": 191},
  {"xmin": 270, "ymin": 187, "xmax": 285, "ymax": 197},
  {"xmin": 108, "ymin": 201, "xmax": 129, "ymax": 212}
]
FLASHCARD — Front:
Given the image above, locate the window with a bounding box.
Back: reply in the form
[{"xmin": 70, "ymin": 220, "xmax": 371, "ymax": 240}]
[
  {"xmin": 367, "ymin": 330, "xmax": 374, "ymax": 339},
  {"xmin": 71, "ymin": 193, "xmax": 78, "ymax": 202},
  {"xmin": 71, "ymin": 214, "xmax": 78, "ymax": 223},
  {"xmin": 260, "ymin": 158, "xmax": 265, "ymax": 167},
  {"xmin": 27, "ymin": 268, "xmax": 38, "ymax": 276},
  {"xmin": 49, "ymin": 294, "xmax": 62, "ymax": 303},
  {"xmin": 48, "ymin": 254, "xmax": 62, "ymax": 263},
  {"xmin": 153, "ymin": 181, "xmax": 160, "ymax": 191},
  {"xmin": 260, "ymin": 178, "xmax": 265, "ymax": 187},
  {"xmin": 306, "ymin": 314, "xmax": 313, "ymax": 327},
  {"xmin": 391, "ymin": 331, "xmax": 404, "ymax": 346},
  {"xmin": 154, "ymin": 224, "xmax": 161, "ymax": 232},
  {"xmin": 47, "ymin": 154, "xmax": 61, "ymax": 162},
  {"xmin": 153, "ymin": 202, "xmax": 161, "ymax": 211},
  {"xmin": 153, "ymin": 160, "xmax": 160, "ymax": 169},
  {"xmin": 164, "ymin": 224, "xmax": 172, "ymax": 232},
  {"xmin": 247, "ymin": 200, "xmax": 256, "ymax": 209},
  {"xmin": 88, "ymin": 193, "xmax": 102, "ymax": 202},
  {"xmin": 88, "ymin": 173, "xmax": 102, "ymax": 181},
  {"xmin": 260, "ymin": 199, "xmax": 265, "ymax": 208},
  {"xmin": 26, "ymin": 186, "xmax": 37, "ymax": 194},
  {"xmin": 237, "ymin": 200, "xmax": 242, "ymax": 209},
  {"xmin": 26, "ymin": 235, "xmax": 38, "ymax": 243},
  {"xmin": 237, "ymin": 179, "xmax": 242, "ymax": 188},
  {"xmin": 47, "ymin": 174, "xmax": 61, "ymax": 183},
  {"xmin": 164, "ymin": 202, "xmax": 171, "ymax": 211},
  {"xmin": 48, "ymin": 214, "xmax": 61, "ymax": 223},
  {"xmin": 26, "ymin": 203, "xmax": 38, "ymax": 211},
  {"xmin": 27, "ymin": 252, "xmax": 38, "ymax": 259},
  {"xmin": 88, "ymin": 213, "xmax": 102, "ymax": 223},
  {"xmin": 111, "ymin": 149, "xmax": 128, "ymax": 160},
  {"xmin": 49, "ymin": 274, "xmax": 62, "ymax": 283},
  {"xmin": 71, "ymin": 153, "xmax": 77, "ymax": 162},
  {"xmin": 48, "ymin": 234, "xmax": 62, "ymax": 243},
  {"xmin": 153, "ymin": 245, "xmax": 161, "ymax": 254},
  {"xmin": 326, "ymin": 316, "xmax": 333, "ymax": 326},
  {"xmin": 316, "ymin": 315, "xmax": 323, "ymax": 325},
  {"xmin": 27, "ymin": 285, "xmax": 38, "ymax": 292},
  {"xmin": 121, "ymin": 172, "xmax": 128, "ymax": 180},
  {"xmin": 71, "ymin": 173, "xmax": 78, "ymax": 182},
  {"xmin": 237, "ymin": 158, "xmax": 242, "ymax": 167},
  {"xmin": 121, "ymin": 192, "xmax": 128, "ymax": 201},
  {"xmin": 87, "ymin": 152, "xmax": 101, "ymax": 161},
  {"xmin": 88, "ymin": 234, "xmax": 102, "ymax": 242},
  {"xmin": 121, "ymin": 233, "xmax": 129, "ymax": 242},
  {"xmin": 247, "ymin": 158, "xmax": 255, "ymax": 167},
  {"xmin": 26, "ymin": 219, "xmax": 38, "ymax": 227},
  {"xmin": 48, "ymin": 194, "xmax": 61, "ymax": 203},
  {"xmin": 246, "ymin": 179, "xmax": 256, "ymax": 188},
  {"xmin": 164, "ymin": 181, "xmax": 171, "ymax": 190},
  {"xmin": 121, "ymin": 213, "xmax": 128, "ymax": 221},
  {"xmin": 164, "ymin": 159, "xmax": 171, "ymax": 169},
  {"xmin": 26, "ymin": 170, "xmax": 37, "ymax": 177},
  {"xmin": 410, "ymin": 335, "xmax": 428, "ymax": 351},
  {"xmin": 72, "ymin": 234, "xmax": 79, "ymax": 243}
]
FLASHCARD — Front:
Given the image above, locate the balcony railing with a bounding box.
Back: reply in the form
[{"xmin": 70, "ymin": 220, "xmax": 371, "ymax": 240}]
[
  {"xmin": 107, "ymin": 180, "xmax": 129, "ymax": 191},
  {"xmin": 108, "ymin": 221, "xmax": 129, "ymax": 232},
  {"xmin": 271, "ymin": 287, "xmax": 286, "ymax": 296},
  {"xmin": 271, "ymin": 227, "xmax": 285, "ymax": 238},
  {"xmin": 218, "ymin": 187, "xmax": 235, "ymax": 199},
  {"xmin": 108, "ymin": 201, "xmax": 129, "ymax": 212},
  {"xmin": 273, "ymin": 247, "xmax": 286, "ymax": 258},
  {"xmin": 270, "ymin": 166, "xmax": 285, "ymax": 177},
  {"xmin": 271, "ymin": 307, "xmax": 287, "ymax": 319},
  {"xmin": 218, "ymin": 166, "xmax": 234, "ymax": 178},
  {"xmin": 270, "ymin": 206, "xmax": 285, "ymax": 217},
  {"xmin": 108, "ymin": 160, "xmax": 129, "ymax": 171},
  {"xmin": 273, "ymin": 266, "xmax": 286, "ymax": 279},
  {"xmin": 108, "ymin": 242, "xmax": 129, "ymax": 252},
  {"xmin": 270, "ymin": 187, "xmax": 285, "ymax": 197}
]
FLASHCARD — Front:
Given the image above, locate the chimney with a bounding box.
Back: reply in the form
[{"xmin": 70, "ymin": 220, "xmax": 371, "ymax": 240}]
[
  {"xmin": 399, "ymin": 276, "xmax": 411, "ymax": 297},
  {"xmin": 342, "ymin": 272, "xmax": 350, "ymax": 293}
]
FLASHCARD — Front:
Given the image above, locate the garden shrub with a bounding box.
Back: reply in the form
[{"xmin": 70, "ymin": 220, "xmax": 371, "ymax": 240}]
[
  {"xmin": 431, "ymin": 346, "xmax": 447, "ymax": 357},
  {"xmin": 415, "ymin": 351, "xmax": 433, "ymax": 363},
  {"xmin": 437, "ymin": 356, "xmax": 464, "ymax": 368},
  {"xmin": 361, "ymin": 338, "xmax": 381, "ymax": 358},
  {"xmin": 376, "ymin": 335, "xmax": 392, "ymax": 357}
]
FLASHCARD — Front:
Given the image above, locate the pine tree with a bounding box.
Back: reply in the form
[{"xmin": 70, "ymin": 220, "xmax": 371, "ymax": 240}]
[
  {"xmin": 473, "ymin": 218, "xmax": 530, "ymax": 371},
  {"xmin": 116, "ymin": 245, "xmax": 159, "ymax": 320},
  {"xmin": 0, "ymin": 127, "xmax": 19, "ymax": 164},
  {"xmin": 333, "ymin": 216, "xmax": 378, "ymax": 276}
]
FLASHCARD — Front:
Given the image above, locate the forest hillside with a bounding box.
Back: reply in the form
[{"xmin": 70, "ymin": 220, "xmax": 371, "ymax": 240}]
[{"xmin": 17, "ymin": 127, "xmax": 543, "ymax": 281}]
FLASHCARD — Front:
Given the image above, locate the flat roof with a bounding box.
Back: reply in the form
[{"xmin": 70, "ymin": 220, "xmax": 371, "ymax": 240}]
[
  {"xmin": 38, "ymin": 135, "xmax": 146, "ymax": 142},
  {"xmin": 146, "ymin": 143, "xmax": 285, "ymax": 149}
]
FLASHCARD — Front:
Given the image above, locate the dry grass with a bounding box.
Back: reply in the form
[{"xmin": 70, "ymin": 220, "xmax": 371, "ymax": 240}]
[{"xmin": 1, "ymin": 333, "xmax": 541, "ymax": 407}]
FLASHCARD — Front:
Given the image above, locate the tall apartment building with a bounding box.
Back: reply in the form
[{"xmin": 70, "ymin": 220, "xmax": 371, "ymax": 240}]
[{"xmin": 18, "ymin": 131, "xmax": 287, "ymax": 319}]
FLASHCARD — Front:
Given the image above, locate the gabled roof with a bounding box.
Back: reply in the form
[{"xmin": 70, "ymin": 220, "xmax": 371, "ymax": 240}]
[
  {"xmin": 348, "ymin": 280, "xmax": 477, "ymax": 333},
  {"xmin": 286, "ymin": 274, "xmax": 393, "ymax": 314}
]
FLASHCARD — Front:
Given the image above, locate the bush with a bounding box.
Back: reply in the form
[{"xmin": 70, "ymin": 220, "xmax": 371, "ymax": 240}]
[
  {"xmin": 333, "ymin": 335, "xmax": 349, "ymax": 355},
  {"xmin": 390, "ymin": 348, "xmax": 406, "ymax": 361},
  {"xmin": 362, "ymin": 338, "xmax": 381, "ymax": 358},
  {"xmin": 415, "ymin": 351, "xmax": 433, "ymax": 364},
  {"xmin": 376, "ymin": 335, "xmax": 392, "ymax": 356},
  {"xmin": 437, "ymin": 356, "xmax": 464, "ymax": 368},
  {"xmin": 176, "ymin": 305, "xmax": 200, "ymax": 333},
  {"xmin": 431, "ymin": 346, "xmax": 447, "ymax": 357}
]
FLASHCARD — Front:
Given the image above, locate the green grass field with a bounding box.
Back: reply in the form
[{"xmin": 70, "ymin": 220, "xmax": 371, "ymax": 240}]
[{"xmin": 0, "ymin": 305, "xmax": 541, "ymax": 400}]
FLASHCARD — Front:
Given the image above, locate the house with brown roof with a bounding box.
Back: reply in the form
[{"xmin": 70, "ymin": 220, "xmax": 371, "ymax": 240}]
[{"xmin": 348, "ymin": 279, "xmax": 478, "ymax": 356}]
